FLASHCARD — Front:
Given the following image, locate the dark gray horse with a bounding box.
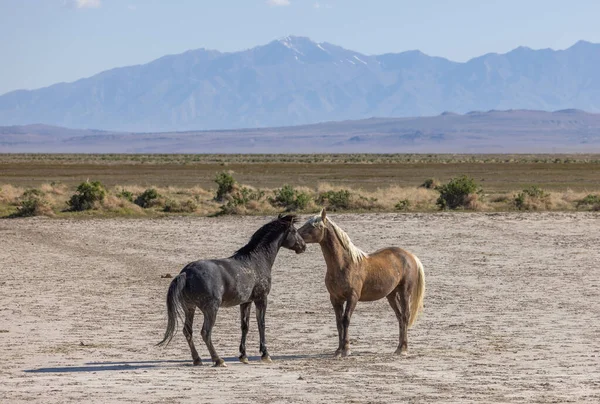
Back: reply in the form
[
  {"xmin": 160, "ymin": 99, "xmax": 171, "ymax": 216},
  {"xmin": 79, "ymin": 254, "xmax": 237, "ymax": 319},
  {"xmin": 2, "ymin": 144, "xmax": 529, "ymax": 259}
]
[{"xmin": 157, "ymin": 214, "xmax": 306, "ymax": 367}]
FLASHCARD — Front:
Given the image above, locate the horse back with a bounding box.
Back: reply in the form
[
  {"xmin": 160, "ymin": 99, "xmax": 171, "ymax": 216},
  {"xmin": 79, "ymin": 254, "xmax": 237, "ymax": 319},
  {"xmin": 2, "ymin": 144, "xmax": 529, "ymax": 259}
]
[
  {"xmin": 179, "ymin": 259, "xmax": 262, "ymax": 307},
  {"xmin": 358, "ymin": 247, "xmax": 419, "ymax": 301}
]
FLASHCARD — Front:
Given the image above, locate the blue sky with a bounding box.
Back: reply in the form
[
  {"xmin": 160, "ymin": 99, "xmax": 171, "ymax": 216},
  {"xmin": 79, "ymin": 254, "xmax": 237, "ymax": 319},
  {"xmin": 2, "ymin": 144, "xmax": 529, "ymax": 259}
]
[{"xmin": 1, "ymin": 0, "xmax": 599, "ymax": 95}]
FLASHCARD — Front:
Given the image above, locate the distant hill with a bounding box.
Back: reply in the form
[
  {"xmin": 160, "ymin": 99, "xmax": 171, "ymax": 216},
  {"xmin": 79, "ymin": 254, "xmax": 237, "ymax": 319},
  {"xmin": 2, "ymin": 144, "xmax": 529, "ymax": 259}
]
[
  {"xmin": 1, "ymin": 37, "xmax": 600, "ymax": 132},
  {"xmin": 2, "ymin": 109, "xmax": 600, "ymax": 153}
]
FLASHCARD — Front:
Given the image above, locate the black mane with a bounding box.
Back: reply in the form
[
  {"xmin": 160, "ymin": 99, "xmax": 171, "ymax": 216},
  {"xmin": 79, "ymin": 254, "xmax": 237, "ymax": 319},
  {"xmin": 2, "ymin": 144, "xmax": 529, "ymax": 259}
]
[{"xmin": 233, "ymin": 214, "xmax": 298, "ymax": 257}]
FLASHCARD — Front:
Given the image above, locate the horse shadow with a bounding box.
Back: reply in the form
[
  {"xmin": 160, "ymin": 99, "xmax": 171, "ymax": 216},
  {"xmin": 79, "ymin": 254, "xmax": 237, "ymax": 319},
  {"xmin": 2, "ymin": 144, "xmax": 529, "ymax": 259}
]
[{"xmin": 24, "ymin": 353, "xmax": 329, "ymax": 373}]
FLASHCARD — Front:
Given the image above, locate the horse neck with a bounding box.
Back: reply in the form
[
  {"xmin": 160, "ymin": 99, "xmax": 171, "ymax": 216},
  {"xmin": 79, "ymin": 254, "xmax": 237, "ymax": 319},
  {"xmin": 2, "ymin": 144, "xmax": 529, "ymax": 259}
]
[
  {"xmin": 319, "ymin": 225, "xmax": 351, "ymax": 272},
  {"xmin": 237, "ymin": 231, "xmax": 284, "ymax": 272}
]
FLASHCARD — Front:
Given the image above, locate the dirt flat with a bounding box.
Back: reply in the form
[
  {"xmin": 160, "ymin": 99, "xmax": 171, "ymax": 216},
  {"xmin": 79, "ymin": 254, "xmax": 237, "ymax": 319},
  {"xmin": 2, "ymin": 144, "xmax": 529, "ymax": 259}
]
[
  {"xmin": 0, "ymin": 213, "xmax": 599, "ymax": 403},
  {"xmin": 3, "ymin": 159, "xmax": 600, "ymax": 192}
]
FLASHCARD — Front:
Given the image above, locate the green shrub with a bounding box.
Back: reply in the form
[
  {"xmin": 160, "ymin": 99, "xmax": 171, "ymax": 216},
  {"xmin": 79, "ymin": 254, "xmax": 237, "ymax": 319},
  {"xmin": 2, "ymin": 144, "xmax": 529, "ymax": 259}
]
[
  {"xmin": 317, "ymin": 189, "xmax": 351, "ymax": 210},
  {"xmin": 134, "ymin": 188, "xmax": 160, "ymax": 208},
  {"xmin": 270, "ymin": 185, "xmax": 311, "ymax": 211},
  {"xmin": 218, "ymin": 203, "xmax": 238, "ymax": 215},
  {"xmin": 420, "ymin": 178, "xmax": 440, "ymax": 189},
  {"xmin": 163, "ymin": 199, "xmax": 198, "ymax": 213},
  {"xmin": 214, "ymin": 172, "xmax": 236, "ymax": 201},
  {"xmin": 231, "ymin": 187, "xmax": 264, "ymax": 206},
  {"xmin": 436, "ymin": 175, "xmax": 481, "ymax": 210},
  {"xmin": 395, "ymin": 199, "xmax": 410, "ymax": 211},
  {"xmin": 68, "ymin": 181, "xmax": 107, "ymax": 211},
  {"xmin": 514, "ymin": 186, "xmax": 550, "ymax": 210},
  {"xmin": 117, "ymin": 189, "xmax": 134, "ymax": 202},
  {"xmin": 576, "ymin": 194, "xmax": 600, "ymax": 211},
  {"xmin": 14, "ymin": 189, "xmax": 53, "ymax": 217},
  {"xmin": 218, "ymin": 187, "xmax": 265, "ymax": 215}
]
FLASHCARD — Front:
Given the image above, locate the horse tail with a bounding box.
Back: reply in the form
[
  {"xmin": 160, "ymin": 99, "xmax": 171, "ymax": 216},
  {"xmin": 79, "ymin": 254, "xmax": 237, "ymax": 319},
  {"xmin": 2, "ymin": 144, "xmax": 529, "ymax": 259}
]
[
  {"xmin": 408, "ymin": 255, "xmax": 425, "ymax": 328},
  {"xmin": 156, "ymin": 272, "xmax": 187, "ymax": 346}
]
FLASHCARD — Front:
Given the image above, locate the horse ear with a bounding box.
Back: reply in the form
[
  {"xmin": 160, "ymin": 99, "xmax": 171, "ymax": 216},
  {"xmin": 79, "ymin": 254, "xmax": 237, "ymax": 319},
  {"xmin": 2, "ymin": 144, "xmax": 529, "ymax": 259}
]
[
  {"xmin": 320, "ymin": 207, "xmax": 327, "ymax": 222},
  {"xmin": 278, "ymin": 213, "xmax": 297, "ymax": 225}
]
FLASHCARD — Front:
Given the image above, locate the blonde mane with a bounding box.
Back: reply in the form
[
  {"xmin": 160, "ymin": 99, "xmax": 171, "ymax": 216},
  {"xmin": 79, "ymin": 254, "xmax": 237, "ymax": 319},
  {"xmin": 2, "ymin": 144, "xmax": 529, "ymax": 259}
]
[{"xmin": 309, "ymin": 215, "xmax": 368, "ymax": 263}]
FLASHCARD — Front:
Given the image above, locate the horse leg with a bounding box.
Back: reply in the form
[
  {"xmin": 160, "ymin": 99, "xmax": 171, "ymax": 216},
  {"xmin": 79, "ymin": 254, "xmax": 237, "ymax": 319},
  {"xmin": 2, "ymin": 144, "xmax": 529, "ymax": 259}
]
[
  {"xmin": 340, "ymin": 294, "xmax": 358, "ymax": 357},
  {"xmin": 238, "ymin": 302, "xmax": 252, "ymax": 364},
  {"xmin": 255, "ymin": 298, "xmax": 271, "ymax": 363},
  {"xmin": 398, "ymin": 288, "xmax": 410, "ymax": 355},
  {"xmin": 200, "ymin": 305, "xmax": 225, "ymax": 367},
  {"xmin": 330, "ymin": 297, "xmax": 345, "ymax": 357},
  {"xmin": 387, "ymin": 289, "xmax": 409, "ymax": 355},
  {"xmin": 182, "ymin": 305, "xmax": 202, "ymax": 366}
]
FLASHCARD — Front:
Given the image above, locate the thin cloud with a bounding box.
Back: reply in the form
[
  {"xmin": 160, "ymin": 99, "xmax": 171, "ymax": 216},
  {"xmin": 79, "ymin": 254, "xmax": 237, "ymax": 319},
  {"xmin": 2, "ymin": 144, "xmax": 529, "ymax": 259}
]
[
  {"xmin": 64, "ymin": 0, "xmax": 102, "ymax": 9},
  {"xmin": 75, "ymin": 0, "xmax": 101, "ymax": 8},
  {"xmin": 266, "ymin": 0, "xmax": 291, "ymax": 6},
  {"xmin": 314, "ymin": 2, "xmax": 332, "ymax": 9}
]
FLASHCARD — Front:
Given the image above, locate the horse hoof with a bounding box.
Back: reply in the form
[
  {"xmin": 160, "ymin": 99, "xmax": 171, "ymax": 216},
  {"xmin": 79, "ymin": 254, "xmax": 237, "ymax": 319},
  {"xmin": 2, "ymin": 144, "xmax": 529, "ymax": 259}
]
[
  {"xmin": 239, "ymin": 356, "xmax": 249, "ymax": 364},
  {"xmin": 193, "ymin": 359, "xmax": 202, "ymax": 366},
  {"xmin": 394, "ymin": 348, "xmax": 408, "ymax": 356},
  {"xmin": 334, "ymin": 350, "xmax": 342, "ymax": 358},
  {"xmin": 341, "ymin": 350, "xmax": 351, "ymax": 358},
  {"xmin": 261, "ymin": 355, "xmax": 272, "ymax": 364},
  {"xmin": 213, "ymin": 359, "xmax": 227, "ymax": 367}
]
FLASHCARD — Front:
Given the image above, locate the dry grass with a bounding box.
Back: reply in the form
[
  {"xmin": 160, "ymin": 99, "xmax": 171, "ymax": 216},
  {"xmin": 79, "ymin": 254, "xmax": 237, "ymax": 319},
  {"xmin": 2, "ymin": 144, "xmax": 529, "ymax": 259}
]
[
  {"xmin": 101, "ymin": 195, "xmax": 145, "ymax": 215},
  {"xmin": 2, "ymin": 153, "xmax": 600, "ymax": 217},
  {"xmin": 370, "ymin": 186, "xmax": 438, "ymax": 211},
  {"xmin": 0, "ymin": 184, "xmax": 24, "ymax": 204},
  {"xmin": 313, "ymin": 183, "xmax": 437, "ymax": 211},
  {"xmin": 39, "ymin": 182, "xmax": 68, "ymax": 196},
  {"xmin": 545, "ymin": 189, "xmax": 599, "ymax": 211},
  {"xmin": 464, "ymin": 193, "xmax": 482, "ymax": 211},
  {"xmin": 3, "ymin": 180, "xmax": 600, "ymax": 218}
]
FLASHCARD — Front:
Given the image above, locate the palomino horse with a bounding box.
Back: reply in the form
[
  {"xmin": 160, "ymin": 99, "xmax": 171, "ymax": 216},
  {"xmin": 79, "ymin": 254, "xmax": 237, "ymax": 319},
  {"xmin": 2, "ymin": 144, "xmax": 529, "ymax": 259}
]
[
  {"xmin": 298, "ymin": 209, "xmax": 425, "ymax": 357},
  {"xmin": 157, "ymin": 214, "xmax": 306, "ymax": 366}
]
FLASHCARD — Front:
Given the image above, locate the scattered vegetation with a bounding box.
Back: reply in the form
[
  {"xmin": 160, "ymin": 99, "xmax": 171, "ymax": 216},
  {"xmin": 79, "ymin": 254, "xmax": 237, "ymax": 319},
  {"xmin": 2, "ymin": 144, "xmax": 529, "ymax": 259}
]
[
  {"xmin": 269, "ymin": 185, "xmax": 311, "ymax": 211},
  {"xmin": 4, "ymin": 153, "xmax": 600, "ymax": 165},
  {"xmin": 134, "ymin": 188, "xmax": 161, "ymax": 208},
  {"xmin": 420, "ymin": 178, "xmax": 440, "ymax": 189},
  {"xmin": 218, "ymin": 186, "xmax": 267, "ymax": 215},
  {"xmin": 2, "ymin": 160, "xmax": 600, "ymax": 217},
  {"xmin": 163, "ymin": 199, "xmax": 198, "ymax": 213},
  {"xmin": 435, "ymin": 175, "xmax": 481, "ymax": 210},
  {"xmin": 214, "ymin": 172, "xmax": 236, "ymax": 201},
  {"xmin": 14, "ymin": 189, "xmax": 54, "ymax": 217},
  {"xmin": 68, "ymin": 181, "xmax": 107, "ymax": 211},
  {"xmin": 514, "ymin": 186, "xmax": 551, "ymax": 210},
  {"xmin": 576, "ymin": 194, "xmax": 600, "ymax": 211},
  {"xmin": 317, "ymin": 189, "xmax": 352, "ymax": 211},
  {"xmin": 353, "ymin": 195, "xmax": 381, "ymax": 210},
  {"xmin": 395, "ymin": 199, "xmax": 411, "ymax": 211},
  {"xmin": 117, "ymin": 189, "xmax": 134, "ymax": 202},
  {"xmin": 3, "ymin": 154, "xmax": 600, "ymax": 195}
]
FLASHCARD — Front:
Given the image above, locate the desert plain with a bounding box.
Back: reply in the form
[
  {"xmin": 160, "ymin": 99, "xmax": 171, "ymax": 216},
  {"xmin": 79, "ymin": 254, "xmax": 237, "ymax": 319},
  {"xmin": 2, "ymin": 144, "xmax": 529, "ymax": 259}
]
[{"xmin": 1, "ymin": 212, "xmax": 599, "ymax": 403}]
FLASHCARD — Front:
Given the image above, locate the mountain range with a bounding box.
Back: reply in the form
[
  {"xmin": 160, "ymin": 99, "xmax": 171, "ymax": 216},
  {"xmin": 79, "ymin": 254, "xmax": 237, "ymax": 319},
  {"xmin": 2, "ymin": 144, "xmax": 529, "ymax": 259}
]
[
  {"xmin": 1, "ymin": 36, "xmax": 600, "ymax": 132},
  {"xmin": 2, "ymin": 109, "xmax": 600, "ymax": 153}
]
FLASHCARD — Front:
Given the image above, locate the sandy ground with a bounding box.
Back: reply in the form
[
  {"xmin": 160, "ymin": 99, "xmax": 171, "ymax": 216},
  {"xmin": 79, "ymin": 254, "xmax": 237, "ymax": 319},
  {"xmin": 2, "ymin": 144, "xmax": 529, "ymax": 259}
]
[{"xmin": 0, "ymin": 212, "xmax": 599, "ymax": 403}]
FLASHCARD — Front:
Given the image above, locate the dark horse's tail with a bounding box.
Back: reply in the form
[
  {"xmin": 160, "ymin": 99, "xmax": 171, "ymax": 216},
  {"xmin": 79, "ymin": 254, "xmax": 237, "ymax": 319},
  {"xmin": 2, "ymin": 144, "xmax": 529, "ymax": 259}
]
[{"xmin": 156, "ymin": 272, "xmax": 187, "ymax": 346}]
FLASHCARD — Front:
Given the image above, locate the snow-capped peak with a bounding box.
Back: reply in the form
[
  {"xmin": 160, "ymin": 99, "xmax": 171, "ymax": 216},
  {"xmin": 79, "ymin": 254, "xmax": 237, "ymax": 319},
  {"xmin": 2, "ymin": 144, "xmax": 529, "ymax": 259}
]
[{"xmin": 279, "ymin": 36, "xmax": 305, "ymax": 55}]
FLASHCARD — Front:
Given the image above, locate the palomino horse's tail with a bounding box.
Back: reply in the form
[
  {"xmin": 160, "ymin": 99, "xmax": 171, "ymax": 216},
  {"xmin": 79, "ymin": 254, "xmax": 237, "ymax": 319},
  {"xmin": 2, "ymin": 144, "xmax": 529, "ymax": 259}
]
[
  {"xmin": 156, "ymin": 272, "xmax": 187, "ymax": 346},
  {"xmin": 408, "ymin": 255, "xmax": 425, "ymax": 328}
]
